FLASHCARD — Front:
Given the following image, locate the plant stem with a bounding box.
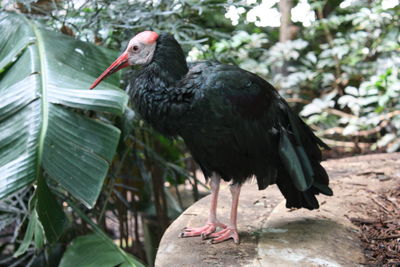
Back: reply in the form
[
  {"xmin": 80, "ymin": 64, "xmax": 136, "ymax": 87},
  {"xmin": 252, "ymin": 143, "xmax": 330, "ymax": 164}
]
[
  {"xmin": 316, "ymin": 3, "xmax": 343, "ymax": 95},
  {"xmin": 98, "ymin": 145, "xmax": 132, "ymax": 223}
]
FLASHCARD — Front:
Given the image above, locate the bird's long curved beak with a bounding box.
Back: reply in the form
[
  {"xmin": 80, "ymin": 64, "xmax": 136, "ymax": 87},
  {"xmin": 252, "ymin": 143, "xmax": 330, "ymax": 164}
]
[{"xmin": 90, "ymin": 52, "xmax": 129, "ymax": 89}]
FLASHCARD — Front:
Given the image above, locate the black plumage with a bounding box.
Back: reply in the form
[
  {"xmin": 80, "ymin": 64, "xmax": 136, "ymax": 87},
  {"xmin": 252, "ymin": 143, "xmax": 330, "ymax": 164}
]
[{"xmin": 128, "ymin": 33, "xmax": 332, "ymax": 210}]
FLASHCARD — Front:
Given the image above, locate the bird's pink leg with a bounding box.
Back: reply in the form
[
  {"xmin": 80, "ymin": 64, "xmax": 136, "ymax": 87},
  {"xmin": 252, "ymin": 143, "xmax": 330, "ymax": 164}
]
[
  {"xmin": 179, "ymin": 175, "xmax": 226, "ymax": 238},
  {"xmin": 208, "ymin": 184, "xmax": 241, "ymax": 244}
]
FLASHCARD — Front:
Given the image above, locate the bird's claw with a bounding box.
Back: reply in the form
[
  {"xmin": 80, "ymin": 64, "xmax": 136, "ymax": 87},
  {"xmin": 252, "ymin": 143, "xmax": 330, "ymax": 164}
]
[
  {"xmin": 179, "ymin": 222, "xmax": 226, "ymax": 238},
  {"xmin": 207, "ymin": 228, "xmax": 240, "ymax": 244}
]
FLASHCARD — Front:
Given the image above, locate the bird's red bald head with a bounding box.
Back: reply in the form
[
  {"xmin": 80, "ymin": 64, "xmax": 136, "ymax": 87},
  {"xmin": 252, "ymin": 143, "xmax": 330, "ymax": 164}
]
[{"xmin": 133, "ymin": 31, "xmax": 159, "ymax": 44}]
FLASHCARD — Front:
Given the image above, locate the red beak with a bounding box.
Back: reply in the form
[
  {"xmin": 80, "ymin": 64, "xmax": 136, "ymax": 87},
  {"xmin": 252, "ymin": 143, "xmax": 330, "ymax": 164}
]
[{"xmin": 90, "ymin": 52, "xmax": 129, "ymax": 89}]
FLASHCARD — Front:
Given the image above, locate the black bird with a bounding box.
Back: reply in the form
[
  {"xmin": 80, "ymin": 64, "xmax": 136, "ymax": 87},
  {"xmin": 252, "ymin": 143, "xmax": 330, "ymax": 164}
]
[{"xmin": 91, "ymin": 31, "xmax": 333, "ymax": 244}]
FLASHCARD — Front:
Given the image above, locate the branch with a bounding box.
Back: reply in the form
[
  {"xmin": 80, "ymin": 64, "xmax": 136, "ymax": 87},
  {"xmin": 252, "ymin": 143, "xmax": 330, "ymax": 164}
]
[
  {"xmin": 286, "ymin": 97, "xmax": 310, "ymax": 104},
  {"xmin": 325, "ymin": 108, "xmax": 358, "ymax": 118},
  {"xmin": 378, "ymin": 110, "xmax": 400, "ymax": 121},
  {"xmin": 321, "ymin": 126, "xmax": 382, "ymax": 137},
  {"xmin": 321, "ymin": 110, "xmax": 400, "ymax": 137},
  {"xmin": 321, "ymin": 138, "xmax": 370, "ymax": 149}
]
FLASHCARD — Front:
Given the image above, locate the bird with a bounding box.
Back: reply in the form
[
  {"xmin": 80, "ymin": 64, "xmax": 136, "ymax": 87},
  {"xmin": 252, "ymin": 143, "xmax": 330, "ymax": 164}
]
[{"xmin": 90, "ymin": 31, "xmax": 333, "ymax": 244}]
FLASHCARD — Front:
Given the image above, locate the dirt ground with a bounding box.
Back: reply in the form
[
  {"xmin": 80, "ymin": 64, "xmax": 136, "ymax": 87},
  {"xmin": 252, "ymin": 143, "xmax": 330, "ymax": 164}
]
[
  {"xmin": 321, "ymin": 153, "xmax": 400, "ymax": 266},
  {"xmin": 350, "ymin": 186, "xmax": 400, "ymax": 266}
]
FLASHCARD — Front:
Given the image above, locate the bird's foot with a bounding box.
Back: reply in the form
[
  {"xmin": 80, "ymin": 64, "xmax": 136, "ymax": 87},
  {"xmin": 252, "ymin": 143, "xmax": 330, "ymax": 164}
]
[
  {"xmin": 207, "ymin": 227, "xmax": 239, "ymax": 244},
  {"xmin": 179, "ymin": 222, "xmax": 226, "ymax": 238}
]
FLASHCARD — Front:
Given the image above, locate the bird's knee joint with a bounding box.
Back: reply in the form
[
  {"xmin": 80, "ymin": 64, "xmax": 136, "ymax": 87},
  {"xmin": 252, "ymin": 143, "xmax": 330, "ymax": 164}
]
[{"xmin": 229, "ymin": 184, "xmax": 241, "ymax": 194}]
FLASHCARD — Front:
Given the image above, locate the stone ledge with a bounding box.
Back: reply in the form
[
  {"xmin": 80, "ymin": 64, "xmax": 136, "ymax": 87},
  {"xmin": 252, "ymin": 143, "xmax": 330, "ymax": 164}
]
[
  {"xmin": 155, "ymin": 153, "xmax": 400, "ymax": 267},
  {"xmin": 156, "ymin": 183, "xmax": 285, "ymax": 267}
]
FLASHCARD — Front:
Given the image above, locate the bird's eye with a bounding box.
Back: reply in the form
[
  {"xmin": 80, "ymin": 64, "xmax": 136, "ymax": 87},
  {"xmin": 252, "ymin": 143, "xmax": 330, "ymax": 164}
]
[{"xmin": 132, "ymin": 45, "xmax": 139, "ymax": 52}]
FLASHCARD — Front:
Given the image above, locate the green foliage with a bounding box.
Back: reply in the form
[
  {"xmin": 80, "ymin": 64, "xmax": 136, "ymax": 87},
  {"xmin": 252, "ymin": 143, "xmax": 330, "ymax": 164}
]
[
  {"xmin": 13, "ymin": 209, "xmax": 44, "ymax": 258},
  {"xmin": 299, "ymin": 1, "xmax": 400, "ymax": 151},
  {"xmin": 0, "ymin": 12, "xmax": 126, "ymax": 206},
  {"xmin": 0, "ymin": 12, "xmax": 142, "ymax": 266},
  {"xmin": 35, "ymin": 177, "xmax": 67, "ymax": 244},
  {"xmin": 13, "ymin": 0, "xmax": 234, "ymax": 51},
  {"xmin": 190, "ymin": 0, "xmax": 400, "ymax": 152},
  {"xmin": 59, "ymin": 234, "xmax": 144, "ymax": 267},
  {"xmin": 188, "ymin": 30, "xmax": 271, "ymax": 76}
]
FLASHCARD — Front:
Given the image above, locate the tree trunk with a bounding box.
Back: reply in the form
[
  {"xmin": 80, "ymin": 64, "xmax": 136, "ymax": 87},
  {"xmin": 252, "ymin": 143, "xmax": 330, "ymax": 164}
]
[
  {"xmin": 278, "ymin": 0, "xmax": 294, "ymax": 78},
  {"xmin": 279, "ymin": 0, "xmax": 293, "ymax": 43}
]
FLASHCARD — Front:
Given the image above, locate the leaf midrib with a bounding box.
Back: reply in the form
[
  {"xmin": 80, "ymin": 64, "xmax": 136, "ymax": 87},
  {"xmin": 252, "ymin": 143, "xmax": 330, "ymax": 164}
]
[{"xmin": 27, "ymin": 18, "xmax": 49, "ymax": 179}]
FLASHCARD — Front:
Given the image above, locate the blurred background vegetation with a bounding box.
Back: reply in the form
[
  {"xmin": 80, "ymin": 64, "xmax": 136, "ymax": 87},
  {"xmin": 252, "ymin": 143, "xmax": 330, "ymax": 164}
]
[{"xmin": 0, "ymin": 0, "xmax": 399, "ymax": 266}]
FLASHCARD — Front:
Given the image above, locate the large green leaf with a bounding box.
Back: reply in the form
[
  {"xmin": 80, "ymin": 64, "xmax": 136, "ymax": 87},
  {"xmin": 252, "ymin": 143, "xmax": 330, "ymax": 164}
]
[
  {"xmin": 0, "ymin": 12, "xmax": 128, "ymax": 208},
  {"xmin": 36, "ymin": 177, "xmax": 68, "ymax": 243},
  {"xmin": 59, "ymin": 234, "xmax": 145, "ymax": 267},
  {"xmin": 13, "ymin": 208, "xmax": 44, "ymax": 257}
]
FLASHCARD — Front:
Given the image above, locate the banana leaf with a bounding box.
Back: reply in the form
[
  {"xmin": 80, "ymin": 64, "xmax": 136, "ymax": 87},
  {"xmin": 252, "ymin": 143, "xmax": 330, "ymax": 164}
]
[
  {"xmin": 0, "ymin": 12, "xmax": 128, "ymax": 208},
  {"xmin": 59, "ymin": 234, "xmax": 145, "ymax": 267}
]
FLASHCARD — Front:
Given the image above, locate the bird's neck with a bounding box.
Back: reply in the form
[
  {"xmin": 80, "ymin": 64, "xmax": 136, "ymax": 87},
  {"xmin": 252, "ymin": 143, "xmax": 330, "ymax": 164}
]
[
  {"xmin": 149, "ymin": 34, "xmax": 189, "ymax": 84},
  {"xmin": 130, "ymin": 34, "xmax": 189, "ymax": 135}
]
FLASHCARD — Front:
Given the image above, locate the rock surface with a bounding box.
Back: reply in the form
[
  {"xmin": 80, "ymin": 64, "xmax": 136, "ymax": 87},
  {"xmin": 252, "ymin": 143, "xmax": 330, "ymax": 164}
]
[{"xmin": 155, "ymin": 153, "xmax": 400, "ymax": 267}]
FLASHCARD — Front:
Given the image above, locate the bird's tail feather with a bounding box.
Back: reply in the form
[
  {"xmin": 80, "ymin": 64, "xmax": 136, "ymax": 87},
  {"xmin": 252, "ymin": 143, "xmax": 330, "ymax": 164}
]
[{"xmin": 276, "ymin": 113, "xmax": 332, "ymax": 210}]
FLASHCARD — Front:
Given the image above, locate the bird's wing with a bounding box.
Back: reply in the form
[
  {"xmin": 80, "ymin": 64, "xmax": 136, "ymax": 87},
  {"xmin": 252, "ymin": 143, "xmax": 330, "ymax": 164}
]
[{"xmin": 181, "ymin": 62, "xmax": 331, "ymax": 208}]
